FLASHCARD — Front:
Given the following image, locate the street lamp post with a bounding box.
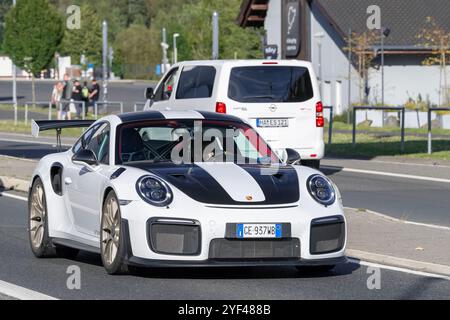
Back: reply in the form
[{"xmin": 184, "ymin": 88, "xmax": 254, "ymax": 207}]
[
  {"xmin": 381, "ymin": 27, "xmax": 390, "ymax": 108},
  {"xmin": 173, "ymin": 33, "xmax": 180, "ymax": 64},
  {"xmin": 12, "ymin": 0, "xmax": 17, "ymax": 125}
]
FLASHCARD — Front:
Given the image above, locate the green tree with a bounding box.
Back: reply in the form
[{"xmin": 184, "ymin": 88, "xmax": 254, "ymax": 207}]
[
  {"xmin": 60, "ymin": 3, "xmax": 103, "ymax": 67},
  {"xmin": 153, "ymin": 0, "xmax": 262, "ymax": 62},
  {"xmin": 3, "ymin": 0, "xmax": 63, "ymax": 105},
  {"xmin": 114, "ymin": 24, "xmax": 161, "ymax": 79}
]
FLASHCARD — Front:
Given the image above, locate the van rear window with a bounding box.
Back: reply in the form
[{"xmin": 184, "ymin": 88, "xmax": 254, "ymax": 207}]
[{"xmin": 228, "ymin": 66, "xmax": 314, "ymax": 103}]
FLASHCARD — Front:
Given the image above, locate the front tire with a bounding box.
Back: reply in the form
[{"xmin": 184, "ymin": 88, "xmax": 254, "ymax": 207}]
[
  {"xmin": 100, "ymin": 191, "xmax": 128, "ymax": 275},
  {"xmin": 29, "ymin": 178, "xmax": 53, "ymax": 257}
]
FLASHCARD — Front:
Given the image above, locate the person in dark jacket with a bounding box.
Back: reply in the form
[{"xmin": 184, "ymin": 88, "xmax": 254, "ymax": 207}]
[{"xmin": 71, "ymin": 80, "xmax": 83, "ymax": 119}]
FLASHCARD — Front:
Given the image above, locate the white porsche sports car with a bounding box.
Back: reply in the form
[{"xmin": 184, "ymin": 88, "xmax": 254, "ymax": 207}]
[{"xmin": 29, "ymin": 111, "xmax": 346, "ymax": 275}]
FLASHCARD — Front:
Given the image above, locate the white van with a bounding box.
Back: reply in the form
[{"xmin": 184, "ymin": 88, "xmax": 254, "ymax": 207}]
[{"xmin": 144, "ymin": 60, "xmax": 324, "ymax": 168}]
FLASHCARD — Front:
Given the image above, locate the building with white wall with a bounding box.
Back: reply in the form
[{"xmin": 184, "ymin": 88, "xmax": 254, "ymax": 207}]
[{"xmin": 238, "ymin": 0, "xmax": 449, "ymax": 115}]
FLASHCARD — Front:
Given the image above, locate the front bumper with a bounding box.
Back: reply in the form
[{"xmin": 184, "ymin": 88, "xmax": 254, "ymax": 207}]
[{"xmin": 121, "ymin": 217, "xmax": 347, "ymax": 268}]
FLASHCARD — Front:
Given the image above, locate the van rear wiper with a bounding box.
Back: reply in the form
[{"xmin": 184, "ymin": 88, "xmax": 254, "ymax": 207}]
[{"xmin": 241, "ymin": 95, "xmax": 276, "ymax": 101}]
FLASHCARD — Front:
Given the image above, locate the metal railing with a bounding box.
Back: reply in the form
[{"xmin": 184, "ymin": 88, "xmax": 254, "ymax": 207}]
[
  {"xmin": 24, "ymin": 101, "xmax": 54, "ymax": 124},
  {"xmin": 352, "ymin": 106, "xmax": 406, "ymax": 153},
  {"xmin": 58, "ymin": 100, "xmax": 86, "ymax": 120},
  {"xmin": 94, "ymin": 101, "xmax": 124, "ymax": 118},
  {"xmin": 134, "ymin": 102, "xmax": 147, "ymax": 112},
  {"xmin": 427, "ymin": 107, "xmax": 450, "ymax": 154}
]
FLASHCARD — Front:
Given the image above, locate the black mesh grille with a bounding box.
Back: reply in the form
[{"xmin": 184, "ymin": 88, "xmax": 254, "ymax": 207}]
[
  {"xmin": 149, "ymin": 223, "xmax": 200, "ymax": 255},
  {"xmin": 310, "ymin": 217, "xmax": 345, "ymax": 255},
  {"xmin": 209, "ymin": 239, "xmax": 300, "ymax": 260}
]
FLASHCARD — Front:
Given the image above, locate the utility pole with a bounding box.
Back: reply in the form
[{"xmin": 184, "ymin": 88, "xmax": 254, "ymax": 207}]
[
  {"xmin": 212, "ymin": 11, "xmax": 219, "ymax": 60},
  {"xmin": 161, "ymin": 28, "xmax": 169, "ymax": 74},
  {"xmin": 102, "ymin": 20, "xmax": 108, "ymax": 104},
  {"xmin": 12, "ymin": 0, "xmax": 17, "ymax": 125},
  {"xmin": 348, "ymin": 28, "xmax": 352, "ymax": 124},
  {"xmin": 173, "ymin": 33, "xmax": 180, "ymax": 64},
  {"xmin": 381, "ymin": 27, "xmax": 391, "ymax": 108}
]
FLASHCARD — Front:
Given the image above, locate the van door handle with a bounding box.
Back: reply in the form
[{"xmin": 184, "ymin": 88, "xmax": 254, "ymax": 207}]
[
  {"xmin": 165, "ymin": 107, "xmax": 172, "ymax": 111},
  {"xmin": 64, "ymin": 177, "xmax": 73, "ymax": 185}
]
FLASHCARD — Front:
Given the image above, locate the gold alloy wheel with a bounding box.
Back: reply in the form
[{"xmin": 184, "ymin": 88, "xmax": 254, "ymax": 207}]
[
  {"xmin": 101, "ymin": 196, "xmax": 121, "ymax": 266},
  {"xmin": 30, "ymin": 183, "xmax": 46, "ymax": 249}
]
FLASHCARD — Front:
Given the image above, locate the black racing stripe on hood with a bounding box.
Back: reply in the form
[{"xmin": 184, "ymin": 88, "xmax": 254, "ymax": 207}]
[
  {"xmin": 127, "ymin": 162, "xmax": 299, "ymax": 205},
  {"xmin": 127, "ymin": 163, "xmax": 237, "ymax": 205},
  {"xmin": 237, "ymin": 164, "xmax": 300, "ymax": 205}
]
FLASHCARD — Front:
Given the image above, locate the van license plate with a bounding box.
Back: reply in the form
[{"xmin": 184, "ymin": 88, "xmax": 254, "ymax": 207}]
[
  {"xmin": 237, "ymin": 224, "xmax": 282, "ymax": 239},
  {"xmin": 257, "ymin": 119, "xmax": 288, "ymax": 128}
]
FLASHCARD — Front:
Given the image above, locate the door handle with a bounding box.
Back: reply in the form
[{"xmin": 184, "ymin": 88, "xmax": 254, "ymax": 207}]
[
  {"xmin": 165, "ymin": 107, "xmax": 172, "ymax": 111},
  {"xmin": 64, "ymin": 177, "xmax": 73, "ymax": 185}
]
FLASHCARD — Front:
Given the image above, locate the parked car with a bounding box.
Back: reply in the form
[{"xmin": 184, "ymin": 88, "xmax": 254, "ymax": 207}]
[
  {"xmin": 29, "ymin": 111, "xmax": 345, "ymax": 275},
  {"xmin": 144, "ymin": 60, "xmax": 324, "ymax": 169}
]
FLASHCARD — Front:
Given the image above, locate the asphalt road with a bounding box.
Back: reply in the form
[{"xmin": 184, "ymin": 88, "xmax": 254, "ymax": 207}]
[
  {"xmin": 0, "ymin": 193, "xmax": 449, "ymax": 300},
  {"xmin": 0, "ymin": 80, "xmax": 153, "ymax": 112},
  {"xmin": 0, "ymin": 138, "xmax": 449, "ymax": 227}
]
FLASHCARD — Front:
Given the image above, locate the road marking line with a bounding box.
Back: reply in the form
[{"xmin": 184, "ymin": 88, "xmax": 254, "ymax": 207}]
[
  {"xmin": 348, "ymin": 258, "xmax": 450, "ymax": 281},
  {"xmin": 0, "ymin": 138, "xmax": 72, "ymax": 148},
  {"xmin": 346, "ymin": 207, "xmax": 450, "ymax": 231},
  {"xmin": 325, "ymin": 158, "xmax": 450, "ymax": 169},
  {"xmin": 0, "ymin": 192, "xmax": 28, "ymax": 202},
  {"xmin": 323, "ymin": 165, "xmax": 450, "ymax": 184},
  {"xmin": 0, "ymin": 280, "xmax": 58, "ymax": 300},
  {"xmin": 0, "ymin": 154, "xmax": 37, "ymax": 163}
]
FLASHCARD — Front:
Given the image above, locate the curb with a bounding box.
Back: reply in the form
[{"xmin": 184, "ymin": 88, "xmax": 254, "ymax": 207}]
[
  {"xmin": 347, "ymin": 249, "xmax": 450, "ymax": 277},
  {"xmin": 0, "ymin": 176, "xmax": 29, "ymax": 193}
]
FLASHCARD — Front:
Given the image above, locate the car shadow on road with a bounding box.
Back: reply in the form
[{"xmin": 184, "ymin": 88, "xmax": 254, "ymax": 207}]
[{"xmin": 73, "ymin": 251, "xmax": 360, "ymax": 279}]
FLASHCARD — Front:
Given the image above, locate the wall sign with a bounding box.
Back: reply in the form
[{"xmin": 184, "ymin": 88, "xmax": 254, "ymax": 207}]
[
  {"xmin": 285, "ymin": 1, "xmax": 300, "ymax": 57},
  {"xmin": 264, "ymin": 45, "xmax": 278, "ymax": 60}
]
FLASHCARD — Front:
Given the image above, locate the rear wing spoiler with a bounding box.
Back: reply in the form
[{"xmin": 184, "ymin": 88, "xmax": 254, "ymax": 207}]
[{"xmin": 31, "ymin": 119, "xmax": 96, "ymax": 151}]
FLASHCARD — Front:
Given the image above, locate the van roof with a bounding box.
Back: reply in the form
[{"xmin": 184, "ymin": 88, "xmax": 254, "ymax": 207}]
[{"xmin": 172, "ymin": 59, "xmax": 313, "ymax": 68}]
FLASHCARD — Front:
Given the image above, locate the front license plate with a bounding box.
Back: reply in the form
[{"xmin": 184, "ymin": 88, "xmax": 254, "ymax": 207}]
[
  {"xmin": 257, "ymin": 118, "xmax": 289, "ymax": 128},
  {"xmin": 237, "ymin": 224, "xmax": 282, "ymax": 239}
]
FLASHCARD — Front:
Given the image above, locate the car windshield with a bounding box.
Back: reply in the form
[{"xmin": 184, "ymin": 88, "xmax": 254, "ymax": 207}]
[
  {"xmin": 117, "ymin": 120, "xmax": 280, "ymax": 165},
  {"xmin": 228, "ymin": 66, "xmax": 314, "ymax": 103}
]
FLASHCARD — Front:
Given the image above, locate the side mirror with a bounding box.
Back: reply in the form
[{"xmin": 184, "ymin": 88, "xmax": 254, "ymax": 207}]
[
  {"xmin": 285, "ymin": 148, "xmax": 301, "ymax": 165},
  {"xmin": 145, "ymin": 87, "xmax": 154, "ymax": 100},
  {"xmin": 72, "ymin": 149, "xmax": 98, "ymax": 167}
]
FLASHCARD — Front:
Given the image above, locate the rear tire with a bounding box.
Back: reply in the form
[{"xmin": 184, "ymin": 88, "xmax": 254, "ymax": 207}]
[
  {"xmin": 29, "ymin": 178, "xmax": 53, "ymax": 258},
  {"xmin": 100, "ymin": 190, "xmax": 129, "ymax": 275},
  {"xmin": 301, "ymin": 160, "xmax": 321, "ymax": 170}
]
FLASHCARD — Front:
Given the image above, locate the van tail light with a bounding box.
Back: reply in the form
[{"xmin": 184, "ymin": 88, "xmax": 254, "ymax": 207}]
[
  {"xmin": 316, "ymin": 101, "xmax": 324, "ymax": 127},
  {"xmin": 216, "ymin": 102, "xmax": 227, "ymax": 114}
]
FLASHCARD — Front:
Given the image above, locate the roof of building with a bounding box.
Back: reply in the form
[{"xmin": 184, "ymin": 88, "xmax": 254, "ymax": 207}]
[
  {"xmin": 315, "ymin": 0, "xmax": 450, "ymax": 48},
  {"xmin": 238, "ymin": 0, "xmax": 450, "ymax": 49},
  {"xmin": 237, "ymin": 0, "xmax": 269, "ymax": 27}
]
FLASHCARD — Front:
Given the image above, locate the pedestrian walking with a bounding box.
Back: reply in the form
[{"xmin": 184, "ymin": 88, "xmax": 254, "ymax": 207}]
[
  {"xmin": 81, "ymin": 81, "xmax": 90, "ymax": 116},
  {"xmin": 71, "ymin": 80, "xmax": 83, "ymax": 119},
  {"xmin": 59, "ymin": 74, "xmax": 73, "ymax": 119},
  {"xmin": 52, "ymin": 82, "xmax": 63, "ymax": 119},
  {"xmin": 89, "ymin": 79, "xmax": 100, "ymax": 115}
]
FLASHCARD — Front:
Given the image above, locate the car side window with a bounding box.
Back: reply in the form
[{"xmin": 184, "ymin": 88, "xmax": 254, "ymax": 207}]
[
  {"xmin": 72, "ymin": 125, "xmax": 98, "ymax": 154},
  {"xmin": 86, "ymin": 123, "xmax": 110, "ymax": 165},
  {"xmin": 153, "ymin": 67, "xmax": 179, "ymax": 102},
  {"xmin": 176, "ymin": 66, "xmax": 216, "ymax": 100}
]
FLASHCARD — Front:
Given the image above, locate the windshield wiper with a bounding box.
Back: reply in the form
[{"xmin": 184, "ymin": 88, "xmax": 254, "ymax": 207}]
[{"xmin": 241, "ymin": 95, "xmax": 276, "ymax": 101}]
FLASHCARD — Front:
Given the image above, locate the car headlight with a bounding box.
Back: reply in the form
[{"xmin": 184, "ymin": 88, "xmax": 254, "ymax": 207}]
[
  {"xmin": 307, "ymin": 174, "xmax": 336, "ymax": 206},
  {"xmin": 136, "ymin": 176, "xmax": 173, "ymax": 207}
]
